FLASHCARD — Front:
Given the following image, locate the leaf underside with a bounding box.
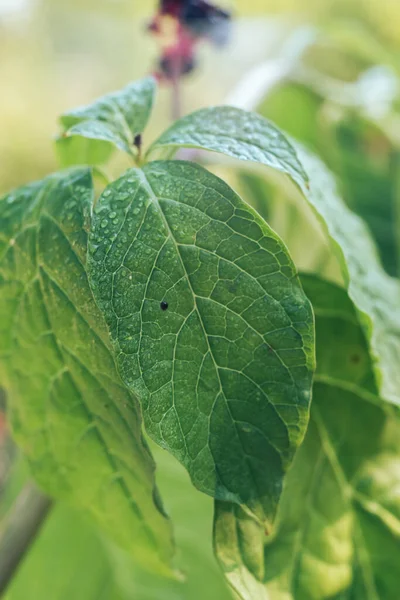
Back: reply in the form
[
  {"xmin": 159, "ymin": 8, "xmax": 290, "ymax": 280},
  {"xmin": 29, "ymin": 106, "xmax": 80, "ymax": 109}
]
[{"xmin": 0, "ymin": 169, "xmax": 174, "ymax": 575}]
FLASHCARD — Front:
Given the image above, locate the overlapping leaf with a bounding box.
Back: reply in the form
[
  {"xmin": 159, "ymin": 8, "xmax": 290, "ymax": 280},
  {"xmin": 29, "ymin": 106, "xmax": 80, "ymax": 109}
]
[
  {"xmin": 57, "ymin": 77, "xmax": 156, "ymax": 166},
  {"xmin": 87, "ymin": 159, "xmax": 315, "ymax": 528},
  {"xmin": 147, "ymin": 106, "xmax": 309, "ymax": 188},
  {"xmin": 150, "ymin": 105, "xmax": 400, "ymax": 405},
  {"xmin": 259, "ymin": 74, "xmax": 400, "ymax": 277},
  {"xmin": 0, "ymin": 169, "xmax": 174, "ymax": 575},
  {"xmin": 215, "ymin": 275, "xmax": 400, "ymax": 600},
  {"xmin": 296, "ymin": 147, "xmax": 400, "ymax": 405}
]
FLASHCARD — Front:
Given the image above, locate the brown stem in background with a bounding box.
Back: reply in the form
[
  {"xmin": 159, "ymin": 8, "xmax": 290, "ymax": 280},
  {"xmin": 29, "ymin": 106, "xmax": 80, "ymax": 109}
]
[
  {"xmin": 170, "ymin": 54, "xmax": 183, "ymax": 121},
  {"xmin": 0, "ymin": 483, "xmax": 53, "ymax": 596}
]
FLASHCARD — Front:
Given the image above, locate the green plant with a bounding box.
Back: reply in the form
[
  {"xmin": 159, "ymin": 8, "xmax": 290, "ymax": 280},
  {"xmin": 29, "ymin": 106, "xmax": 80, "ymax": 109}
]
[{"xmin": 0, "ymin": 62, "xmax": 399, "ymax": 600}]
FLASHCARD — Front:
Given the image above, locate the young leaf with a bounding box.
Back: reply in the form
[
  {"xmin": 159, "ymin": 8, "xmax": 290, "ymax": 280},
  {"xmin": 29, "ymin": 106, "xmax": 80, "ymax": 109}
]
[
  {"xmin": 88, "ymin": 159, "xmax": 315, "ymax": 528},
  {"xmin": 0, "ymin": 170, "xmax": 174, "ymax": 575},
  {"xmin": 57, "ymin": 77, "xmax": 156, "ymax": 166},
  {"xmin": 215, "ymin": 276, "xmax": 400, "ymax": 600},
  {"xmin": 259, "ymin": 78, "xmax": 400, "ymax": 277},
  {"xmin": 147, "ymin": 106, "xmax": 309, "ymax": 188}
]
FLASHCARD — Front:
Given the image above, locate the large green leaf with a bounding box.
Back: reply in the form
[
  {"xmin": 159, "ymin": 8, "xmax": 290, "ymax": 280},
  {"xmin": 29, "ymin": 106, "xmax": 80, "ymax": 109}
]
[
  {"xmin": 215, "ymin": 276, "xmax": 400, "ymax": 600},
  {"xmin": 150, "ymin": 105, "xmax": 400, "ymax": 404},
  {"xmin": 88, "ymin": 159, "xmax": 315, "ymax": 527},
  {"xmin": 0, "ymin": 170, "xmax": 174, "ymax": 575},
  {"xmin": 147, "ymin": 106, "xmax": 309, "ymax": 188},
  {"xmin": 57, "ymin": 77, "xmax": 156, "ymax": 166}
]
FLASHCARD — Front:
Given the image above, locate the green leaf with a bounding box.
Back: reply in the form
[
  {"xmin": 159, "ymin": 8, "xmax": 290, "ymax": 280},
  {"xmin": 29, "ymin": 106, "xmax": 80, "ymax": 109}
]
[
  {"xmin": 296, "ymin": 146, "xmax": 400, "ymax": 405},
  {"xmin": 0, "ymin": 170, "xmax": 174, "ymax": 575},
  {"xmin": 259, "ymin": 76, "xmax": 400, "ymax": 277},
  {"xmin": 237, "ymin": 170, "xmax": 342, "ymax": 283},
  {"xmin": 157, "ymin": 105, "xmax": 400, "ymax": 404},
  {"xmin": 147, "ymin": 106, "xmax": 309, "ymax": 188},
  {"xmin": 215, "ymin": 276, "xmax": 400, "ymax": 600},
  {"xmin": 331, "ymin": 115, "xmax": 400, "ymax": 278},
  {"xmin": 213, "ymin": 502, "xmax": 268, "ymax": 600},
  {"xmin": 88, "ymin": 159, "xmax": 315, "ymax": 527},
  {"xmin": 56, "ymin": 134, "xmax": 115, "ymax": 169},
  {"xmin": 57, "ymin": 77, "xmax": 156, "ymax": 166}
]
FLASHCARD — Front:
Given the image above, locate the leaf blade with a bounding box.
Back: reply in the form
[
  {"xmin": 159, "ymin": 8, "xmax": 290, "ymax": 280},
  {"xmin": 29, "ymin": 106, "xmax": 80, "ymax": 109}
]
[
  {"xmin": 214, "ymin": 276, "xmax": 400, "ymax": 600},
  {"xmin": 147, "ymin": 106, "xmax": 309, "ymax": 188},
  {"xmin": 296, "ymin": 146, "xmax": 400, "ymax": 405},
  {"xmin": 57, "ymin": 77, "xmax": 156, "ymax": 166},
  {"xmin": 0, "ymin": 169, "xmax": 174, "ymax": 575},
  {"xmin": 158, "ymin": 104, "xmax": 400, "ymax": 405},
  {"xmin": 88, "ymin": 160, "xmax": 315, "ymax": 527}
]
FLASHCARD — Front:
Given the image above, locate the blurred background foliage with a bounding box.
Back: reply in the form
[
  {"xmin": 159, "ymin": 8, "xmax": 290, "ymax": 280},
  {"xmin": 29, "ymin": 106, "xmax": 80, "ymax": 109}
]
[
  {"xmin": 1, "ymin": 0, "xmax": 400, "ymax": 598},
  {"xmin": 1, "ymin": 0, "xmax": 400, "ymax": 193}
]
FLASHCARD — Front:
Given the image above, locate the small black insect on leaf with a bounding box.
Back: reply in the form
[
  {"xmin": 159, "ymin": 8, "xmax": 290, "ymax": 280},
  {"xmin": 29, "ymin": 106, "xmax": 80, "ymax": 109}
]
[{"xmin": 160, "ymin": 301, "xmax": 169, "ymax": 311}]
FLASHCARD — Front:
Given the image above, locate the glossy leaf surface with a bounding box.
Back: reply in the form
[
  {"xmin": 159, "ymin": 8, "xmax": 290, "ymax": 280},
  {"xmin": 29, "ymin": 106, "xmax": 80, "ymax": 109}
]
[
  {"xmin": 88, "ymin": 159, "xmax": 315, "ymax": 527},
  {"xmin": 57, "ymin": 77, "xmax": 155, "ymax": 166}
]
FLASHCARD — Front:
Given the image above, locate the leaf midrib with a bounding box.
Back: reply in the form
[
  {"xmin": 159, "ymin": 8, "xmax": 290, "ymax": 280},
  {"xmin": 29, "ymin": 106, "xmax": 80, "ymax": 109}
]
[{"xmin": 138, "ymin": 167, "xmax": 273, "ymax": 512}]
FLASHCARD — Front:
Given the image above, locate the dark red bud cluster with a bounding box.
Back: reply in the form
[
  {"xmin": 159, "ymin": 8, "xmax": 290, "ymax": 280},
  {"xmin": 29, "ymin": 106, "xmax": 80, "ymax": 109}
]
[{"xmin": 148, "ymin": 0, "xmax": 232, "ymax": 82}]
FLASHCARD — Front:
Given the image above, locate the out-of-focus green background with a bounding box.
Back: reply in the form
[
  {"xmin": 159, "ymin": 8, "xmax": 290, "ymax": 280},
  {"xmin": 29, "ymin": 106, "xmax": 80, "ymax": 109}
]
[
  {"xmin": 1, "ymin": 0, "xmax": 400, "ymax": 194},
  {"xmin": 1, "ymin": 1, "xmax": 400, "ymax": 599}
]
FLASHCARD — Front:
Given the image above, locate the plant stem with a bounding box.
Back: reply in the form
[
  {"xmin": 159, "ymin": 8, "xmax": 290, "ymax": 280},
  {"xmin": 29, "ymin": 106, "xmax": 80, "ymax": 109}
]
[
  {"xmin": 171, "ymin": 56, "xmax": 183, "ymax": 121},
  {"xmin": 0, "ymin": 483, "xmax": 53, "ymax": 595}
]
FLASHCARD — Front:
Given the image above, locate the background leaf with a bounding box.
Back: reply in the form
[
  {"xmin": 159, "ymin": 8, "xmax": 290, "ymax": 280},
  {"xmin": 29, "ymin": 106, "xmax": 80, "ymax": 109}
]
[
  {"xmin": 258, "ymin": 66, "xmax": 400, "ymax": 277},
  {"xmin": 296, "ymin": 146, "xmax": 400, "ymax": 406},
  {"xmin": 3, "ymin": 450, "xmax": 232, "ymax": 600},
  {"xmin": 88, "ymin": 159, "xmax": 315, "ymax": 529},
  {"xmin": 57, "ymin": 77, "xmax": 156, "ymax": 166},
  {"xmin": 106, "ymin": 442, "xmax": 233, "ymax": 600},
  {"xmin": 0, "ymin": 169, "xmax": 174, "ymax": 575},
  {"xmin": 5, "ymin": 501, "xmax": 125, "ymax": 600},
  {"xmin": 215, "ymin": 275, "xmax": 400, "ymax": 600}
]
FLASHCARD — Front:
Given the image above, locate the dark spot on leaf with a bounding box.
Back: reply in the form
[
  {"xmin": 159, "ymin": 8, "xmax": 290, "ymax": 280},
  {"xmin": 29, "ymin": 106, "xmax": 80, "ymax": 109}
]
[
  {"xmin": 160, "ymin": 301, "xmax": 169, "ymax": 311},
  {"xmin": 350, "ymin": 353, "xmax": 361, "ymax": 365}
]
